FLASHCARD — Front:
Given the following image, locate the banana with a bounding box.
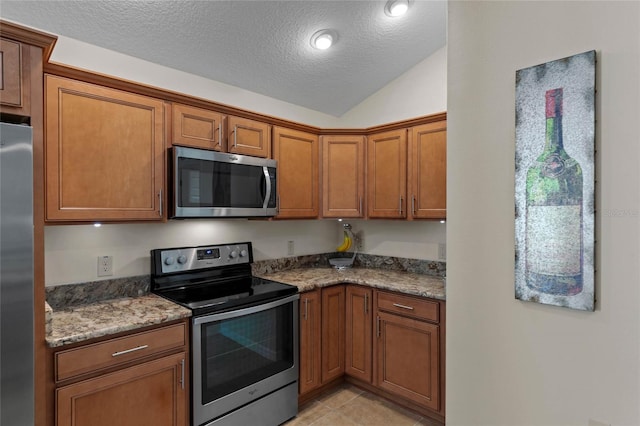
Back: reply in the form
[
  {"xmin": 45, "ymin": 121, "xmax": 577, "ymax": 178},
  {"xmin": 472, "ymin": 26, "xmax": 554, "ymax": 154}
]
[{"xmin": 336, "ymin": 230, "xmax": 352, "ymax": 252}]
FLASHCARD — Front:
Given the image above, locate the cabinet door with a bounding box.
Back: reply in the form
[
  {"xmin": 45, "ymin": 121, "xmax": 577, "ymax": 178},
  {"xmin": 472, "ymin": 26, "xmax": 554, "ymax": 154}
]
[
  {"xmin": 321, "ymin": 135, "xmax": 365, "ymax": 218},
  {"xmin": 171, "ymin": 103, "xmax": 224, "ymax": 151},
  {"xmin": 0, "ymin": 38, "xmax": 23, "ymax": 108},
  {"xmin": 273, "ymin": 126, "xmax": 319, "ymax": 218},
  {"xmin": 321, "ymin": 285, "xmax": 345, "ymax": 384},
  {"xmin": 56, "ymin": 352, "xmax": 187, "ymax": 426},
  {"xmin": 367, "ymin": 129, "xmax": 407, "ymax": 218},
  {"xmin": 345, "ymin": 285, "xmax": 372, "ymax": 383},
  {"xmin": 375, "ymin": 311, "xmax": 440, "ymax": 411},
  {"xmin": 408, "ymin": 121, "xmax": 446, "ymax": 219},
  {"xmin": 299, "ymin": 290, "xmax": 321, "ymax": 396},
  {"xmin": 228, "ymin": 116, "xmax": 271, "ymax": 158},
  {"xmin": 45, "ymin": 75, "xmax": 165, "ymax": 221}
]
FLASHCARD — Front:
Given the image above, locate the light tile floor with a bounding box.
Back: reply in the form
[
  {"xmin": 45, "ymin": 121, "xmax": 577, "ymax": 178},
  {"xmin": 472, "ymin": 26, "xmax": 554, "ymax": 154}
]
[{"xmin": 283, "ymin": 383, "xmax": 442, "ymax": 426}]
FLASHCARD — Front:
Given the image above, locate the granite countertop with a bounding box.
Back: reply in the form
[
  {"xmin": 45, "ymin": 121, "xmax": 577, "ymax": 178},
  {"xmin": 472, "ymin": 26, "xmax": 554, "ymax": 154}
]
[
  {"xmin": 255, "ymin": 267, "xmax": 446, "ymax": 300},
  {"xmin": 45, "ymin": 266, "xmax": 444, "ymax": 348},
  {"xmin": 45, "ymin": 294, "xmax": 191, "ymax": 348}
]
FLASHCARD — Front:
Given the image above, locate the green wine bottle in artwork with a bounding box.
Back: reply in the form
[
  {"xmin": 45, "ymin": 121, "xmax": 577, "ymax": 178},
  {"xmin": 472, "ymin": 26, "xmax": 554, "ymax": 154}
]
[{"xmin": 525, "ymin": 88, "xmax": 583, "ymax": 295}]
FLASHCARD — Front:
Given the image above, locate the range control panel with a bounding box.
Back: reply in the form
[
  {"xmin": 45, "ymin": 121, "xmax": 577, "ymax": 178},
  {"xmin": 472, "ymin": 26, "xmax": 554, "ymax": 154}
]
[{"xmin": 155, "ymin": 242, "xmax": 252, "ymax": 274}]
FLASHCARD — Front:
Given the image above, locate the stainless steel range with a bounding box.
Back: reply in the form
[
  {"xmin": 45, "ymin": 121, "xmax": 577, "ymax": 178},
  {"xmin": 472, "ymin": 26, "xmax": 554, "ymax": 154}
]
[{"xmin": 151, "ymin": 242, "xmax": 299, "ymax": 426}]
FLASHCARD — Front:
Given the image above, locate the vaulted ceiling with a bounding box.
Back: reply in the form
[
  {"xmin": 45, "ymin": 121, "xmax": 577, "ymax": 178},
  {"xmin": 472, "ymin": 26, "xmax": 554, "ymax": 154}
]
[{"xmin": 1, "ymin": 1, "xmax": 446, "ymax": 116}]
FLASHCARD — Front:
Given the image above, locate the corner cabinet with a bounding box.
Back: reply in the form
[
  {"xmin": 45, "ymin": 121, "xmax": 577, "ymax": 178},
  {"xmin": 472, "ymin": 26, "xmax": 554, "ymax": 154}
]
[
  {"xmin": 321, "ymin": 135, "xmax": 365, "ymax": 218},
  {"xmin": 45, "ymin": 75, "xmax": 165, "ymax": 222},
  {"xmin": 273, "ymin": 126, "xmax": 319, "ymax": 218},
  {"xmin": 54, "ymin": 321, "xmax": 189, "ymax": 426},
  {"xmin": 408, "ymin": 120, "xmax": 447, "ymax": 219},
  {"xmin": 367, "ymin": 129, "xmax": 408, "ymax": 218}
]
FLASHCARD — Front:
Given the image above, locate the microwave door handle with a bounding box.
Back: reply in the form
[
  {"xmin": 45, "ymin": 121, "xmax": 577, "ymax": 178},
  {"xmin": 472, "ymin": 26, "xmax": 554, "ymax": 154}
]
[{"xmin": 262, "ymin": 167, "xmax": 271, "ymax": 209}]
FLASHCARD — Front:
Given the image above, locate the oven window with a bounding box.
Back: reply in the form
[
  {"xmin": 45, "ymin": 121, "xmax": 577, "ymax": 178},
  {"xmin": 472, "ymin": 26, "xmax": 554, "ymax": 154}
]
[
  {"xmin": 178, "ymin": 158, "xmax": 267, "ymax": 208},
  {"xmin": 200, "ymin": 302, "xmax": 294, "ymax": 403}
]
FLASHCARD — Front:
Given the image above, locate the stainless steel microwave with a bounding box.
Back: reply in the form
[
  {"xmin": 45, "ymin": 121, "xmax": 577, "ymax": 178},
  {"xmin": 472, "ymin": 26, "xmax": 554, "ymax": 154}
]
[{"xmin": 171, "ymin": 146, "xmax": 277, "ymax": 218}]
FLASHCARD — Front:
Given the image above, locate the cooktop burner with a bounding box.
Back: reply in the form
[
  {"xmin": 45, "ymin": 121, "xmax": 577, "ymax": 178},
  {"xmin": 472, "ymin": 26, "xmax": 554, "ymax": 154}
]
[{"xmin": 150, "ymin": 242, "xmax": 297, "ymax": 316}]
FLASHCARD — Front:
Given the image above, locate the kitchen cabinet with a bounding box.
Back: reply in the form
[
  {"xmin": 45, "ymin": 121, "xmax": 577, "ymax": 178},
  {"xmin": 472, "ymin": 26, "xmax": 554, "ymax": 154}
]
[
  {"xmin": 45, "ymin": 75, "xmax": 165, "ymax": 222},
  {"xmin": 273, "ymin": 126, "xmax": 319, "ymax": 218},
  {"xmin": 0, "ymin": 37, "xmax": 25, "ymax": 111},
  {"xmin": 170, "ymin": 103, "xmax": 224, "ymax": 151},
  {"xmin": 374, "ymin": 291, "xmax": 442, "ymax": 413},
  {"xmin": 227, "ymin": 115, "xmax": 271, "ymax": 158},
  {"xmin": 321, "ymin": 284, "xmax": 345, "ymax": 384},
  {"xmin": 170, "ymin": 106, "xmax": 271, "ymax": 158},
  {"xmin": 345, "ymin": 285, "xmax": 373, "ymax": 383},
  {"xmin": 408, "ymin": 120, "xmax": 447, "ymax": 219},
  {"xmin": 298, "ymin": 285, "xmax": 345, "ymax": 400},
  {"xmin": 298, "ymin": 289, "xmax": 321, "ymax": 396},
  {"xmin": 321, "ymin": 135, "xmax": 366, "ymax": 218},
  {"xmin": 367, "ymin": 129, "xmax": 407, "ymax": 218},
  {"xmin": 54, "ymin": 321, "xmax": 188, "ymax": 426}
]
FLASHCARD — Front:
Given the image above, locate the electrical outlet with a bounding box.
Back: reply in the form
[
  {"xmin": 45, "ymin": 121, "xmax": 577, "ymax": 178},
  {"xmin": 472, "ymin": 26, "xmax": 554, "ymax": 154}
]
[
  {"xmin": 438, "ymin": 243, "xmax": 446, "ymax": 260},
  {"xmin": 97, "ymin": 255, "xmax": 113, "ymax": 277},
  {"xmin": 287, "ymin": 240, "xmax": 295, "ymax": 256}
]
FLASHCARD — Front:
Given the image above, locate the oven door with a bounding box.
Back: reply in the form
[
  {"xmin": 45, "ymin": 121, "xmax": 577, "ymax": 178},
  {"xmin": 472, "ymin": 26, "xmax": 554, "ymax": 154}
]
[{"xmin": 192, "ymin": 294, "xmax": 299, "ymax": 426}]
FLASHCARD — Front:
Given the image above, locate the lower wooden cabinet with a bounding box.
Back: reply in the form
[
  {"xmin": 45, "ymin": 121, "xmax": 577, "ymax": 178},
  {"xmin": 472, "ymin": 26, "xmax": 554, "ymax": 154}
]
[
  {"xmin": 298, "ymin": 285, "xmax": 345, "ymax": 399},
  {"xmin": 375, "ymin": 311, "xmax": 440, "ymax": 411},
  {"xmin": 56, "ymin": 352, "xmax": 187, "ymax": 426},
  {"xmin": 374, "ymin": 291, "xmax": 444, "ymax": 416},
  {"xmin": 53, "ymin": 321, "xmax": 189, "ymax": 426},
  {"xmin": 321, "ymin": 285, "xmax": 345, "ymax": 383},
  {"xmin": 299, "ymin": 289, "xmax": 321, "ymax": 395},
  {"xmin": 345, "ymin": 285, "xmax": 373, "ymax": 383}
]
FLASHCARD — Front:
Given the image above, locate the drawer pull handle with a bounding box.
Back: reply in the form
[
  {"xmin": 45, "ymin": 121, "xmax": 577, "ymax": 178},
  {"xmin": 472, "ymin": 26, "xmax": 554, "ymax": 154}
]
[
  {"xmin": 392, "ymin": 303, "xmax": 414, "ymax": 310},
  {"xmin": 111, "ymin": 345, "xmax": 149, "ymax": 357}
]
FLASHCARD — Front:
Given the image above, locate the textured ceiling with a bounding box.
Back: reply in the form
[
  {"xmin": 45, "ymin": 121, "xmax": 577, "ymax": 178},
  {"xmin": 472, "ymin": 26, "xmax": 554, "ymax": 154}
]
[{"xmin": 1, "ymin": 1, "xmax": 446, "ymax": 116}]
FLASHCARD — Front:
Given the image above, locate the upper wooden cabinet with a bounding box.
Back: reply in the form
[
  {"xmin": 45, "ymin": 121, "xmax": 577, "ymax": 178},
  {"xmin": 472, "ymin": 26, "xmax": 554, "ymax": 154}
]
[
  {"xmin": 45, "ymin": 75, "xmax": 165, "ymax": 222},
  {"xmin": 273, "ymin": 126, "xmax": 319, "ymax": 218},
  {"xmin": 170, "ymin": 103, "xmax": 224, "ymax": 151},
  {"xmin": 0, "ymin": 37, "xmax": 24, "ymax": 110},
  {"xmin": 367, "ymin": 129, "xmax": 407, "ymax": 219},
  {"xmin": 227, "ymin": 115, "xmax": 271, "ymax": 158},
  {"xmin": 408, "ymin": 121, "xmax": 447, "ymax": 219},
  {"xmin": 321, "ymin": 135, "xmax": 365, "ymax": 218}
]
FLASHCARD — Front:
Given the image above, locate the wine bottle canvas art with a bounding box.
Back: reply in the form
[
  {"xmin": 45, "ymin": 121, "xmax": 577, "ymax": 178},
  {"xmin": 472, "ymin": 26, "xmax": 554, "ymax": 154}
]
[{"xmin": 515, "ymin": 50, "xmax": 595, "ymax": 311}]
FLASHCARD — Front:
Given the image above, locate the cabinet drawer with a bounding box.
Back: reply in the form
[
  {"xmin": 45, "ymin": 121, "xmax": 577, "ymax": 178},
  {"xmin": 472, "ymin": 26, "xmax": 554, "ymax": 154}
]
[
  {"xmin": 55, "ymin": 323, "xmax": 186, "ymax": 382},
  {"xmin": 376, "ymin": 291, "xmax": 439, "ymax": 323}
]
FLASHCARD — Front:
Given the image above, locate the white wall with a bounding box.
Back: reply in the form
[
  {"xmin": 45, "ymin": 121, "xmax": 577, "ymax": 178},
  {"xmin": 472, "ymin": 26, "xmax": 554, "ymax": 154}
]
[
  {"xmin": 49, "ymin": 36, "xmax": 342, "ymax": 129},
  {"xmin": 447, "ymin": 2, "xmax": 639, "ymax": 425},
  {"xmin": 339, "ymin": 46, "xmax": 447, "ymax": 128},
  {"xmin": 40, "ymin": 31, "xmax": 448, "ymax": 286},
  {"xmin": 45, "ymin": 220, "xmax": 337, "ymax": 286}
]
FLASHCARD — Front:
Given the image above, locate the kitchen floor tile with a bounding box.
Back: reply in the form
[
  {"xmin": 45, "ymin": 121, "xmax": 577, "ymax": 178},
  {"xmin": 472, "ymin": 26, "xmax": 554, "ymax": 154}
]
[{"xmin": 283, "ymin": 383, "xmax": 442, "ymax": 426}]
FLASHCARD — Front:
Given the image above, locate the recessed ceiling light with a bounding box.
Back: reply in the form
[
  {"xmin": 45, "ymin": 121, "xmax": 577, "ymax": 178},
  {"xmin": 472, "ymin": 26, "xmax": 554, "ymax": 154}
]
[
  {"xmin": 310, "ymin": 29, "xmax": 336, "ymax": 50},
  {"xmin": 385, "ymin": 0, "xmax": 410, "ymax": 17}
]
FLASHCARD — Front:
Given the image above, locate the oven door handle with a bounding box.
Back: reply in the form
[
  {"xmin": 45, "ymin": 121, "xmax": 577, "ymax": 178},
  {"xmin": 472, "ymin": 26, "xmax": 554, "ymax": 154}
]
[{"xmin": 193, "ymin": 293, "xmax": 300, "ymax": 325}]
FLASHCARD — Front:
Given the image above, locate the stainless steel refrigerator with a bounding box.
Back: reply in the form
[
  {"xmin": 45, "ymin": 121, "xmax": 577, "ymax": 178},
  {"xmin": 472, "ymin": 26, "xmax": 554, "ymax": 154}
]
[{"xmin": 0, "ymin": 121, "xmax": 34, "ymax": 426}]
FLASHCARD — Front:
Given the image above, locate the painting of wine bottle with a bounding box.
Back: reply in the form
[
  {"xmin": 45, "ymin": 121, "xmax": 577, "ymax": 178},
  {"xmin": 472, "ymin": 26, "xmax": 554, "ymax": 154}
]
[{"xmin": 515, "ymin": 51, "xmax": 595, "ymax": 311}]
